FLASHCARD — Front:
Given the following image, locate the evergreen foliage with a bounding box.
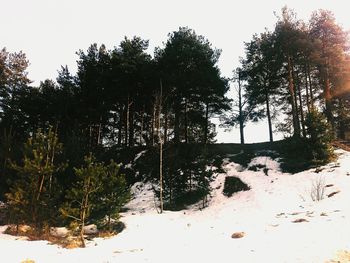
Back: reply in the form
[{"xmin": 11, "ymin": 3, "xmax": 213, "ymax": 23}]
[
  {"xmin": 305, "ymin": 109, "xmax": 334, "ymax": 161},
  {"xmin": 223, "ymin": 176, "xmax": 250, "ymax": 197},
  {"xmin": 60, "ymin": 154, "xmax": 129, "ymax": 247},
  {"xmin": 5, "ymin": 127, "xmax": 65, "ymax": 229},
  {"xmin": 152, "ymin": 145, "xmax": 214, "ymax": 210}
]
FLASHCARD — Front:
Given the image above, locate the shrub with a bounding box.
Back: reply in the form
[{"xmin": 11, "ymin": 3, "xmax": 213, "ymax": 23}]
[
  {"xmin": 60, "ymin": 154, "xmax": 130, "ymax": 247},
  {"xmin": 310, "ymin": 175, "xmax": 326, "ymax": 201},
  {"xmin": 5, "ymin": 127, "xmax": 66, "ymax": 230},
  {"xmin": 223, "ymin": 176, "xmax": 250, "ymax": 197},
  {"xmin": 305, "ymin": 109, "xmax": 334, "ymax": 162}
]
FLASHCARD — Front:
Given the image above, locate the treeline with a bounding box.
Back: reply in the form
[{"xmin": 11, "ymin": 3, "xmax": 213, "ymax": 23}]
[
  {"xmin": 0, "ymin": 27, "xmax": 229, "ymax": 237},
  {"xmin": 227, "ymin": 8, "xmax": 350, "ymax": 147},
  {"xmin": 0, "ymin": 27, "xmax": 229, "ymax": 151},
  {"xmin": 0, "ymin": 26, "xmax": 229, "ymax": 193}
]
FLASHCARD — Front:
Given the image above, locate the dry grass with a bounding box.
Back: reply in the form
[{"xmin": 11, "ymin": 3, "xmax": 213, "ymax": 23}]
[
  {"xmin": 326, "ymin": 250, "xmax": 350, "ymax": 263},
  {"xmin": 4, "ymin": 224, "xmax": 122, "ymax": 249}
]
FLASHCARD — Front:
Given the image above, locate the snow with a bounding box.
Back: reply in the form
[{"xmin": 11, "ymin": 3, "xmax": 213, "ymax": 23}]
[
  {"xmin": 124, "ymin": 150, "xmax": 147, "ymax": 169},
  {"xmin": 133, "ymin": 150, "xmax": 147, "ymax": 162},
  {"xmin": 1, "ymin": 149, "xmax": 350, "ymax": 262}
]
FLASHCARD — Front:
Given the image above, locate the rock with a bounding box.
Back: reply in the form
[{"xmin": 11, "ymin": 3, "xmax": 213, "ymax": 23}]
[
  {"xmin": 231, "ymin": 232, "xmax": 245, "ymax": 238},
  {"xmin": 50, "ymin": 227, "xmax": 69, "ymax": 237},
  {"xmin": 16, "ymin": 225, "xmax": 31, "ymax": 233},
  {"xmin": 292, "ymin": 218, "xmax": 308, "ymax": 223},
  {"xmin": 83, "ymin": 224, "xmax": 98, "ymax": 235},
  {"xmin": 327, "ymin": 191, "xmax": 340, "ymax": 198}
]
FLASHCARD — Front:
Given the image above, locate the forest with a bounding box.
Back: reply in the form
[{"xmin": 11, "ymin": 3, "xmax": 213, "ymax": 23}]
[{"xmin": 0, "ymin": 7, "xmax": 350, "ymax": 246}]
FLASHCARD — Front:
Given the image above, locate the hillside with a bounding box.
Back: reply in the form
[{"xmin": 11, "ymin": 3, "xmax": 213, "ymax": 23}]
[{"xmin": 1, "ymin": 145, "xmax": 350, "ymax": 262}]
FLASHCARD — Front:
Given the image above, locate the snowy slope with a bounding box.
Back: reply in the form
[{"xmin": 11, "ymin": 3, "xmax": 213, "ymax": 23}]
[{"xmin": 1, "ymin": 150, "xmax": 350, "ymax": 263}]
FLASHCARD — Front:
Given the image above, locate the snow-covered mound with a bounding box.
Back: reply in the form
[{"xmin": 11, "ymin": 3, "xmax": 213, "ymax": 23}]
[{"xmin": 1, "ymin": 150, "xmax": 350, "ymax": 263}]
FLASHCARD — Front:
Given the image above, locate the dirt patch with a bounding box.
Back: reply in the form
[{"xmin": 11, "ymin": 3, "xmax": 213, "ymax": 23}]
[
  {"xmin": 231, "ymin": 232, "xmax": 245, "ymax": 238},
  {"xmin": 292, "ymin": 218, "xmax": 309, "ymax": 223},
  {"xmin": 328, "ymin": 191, "xmax": 340, "ymax": 198}
]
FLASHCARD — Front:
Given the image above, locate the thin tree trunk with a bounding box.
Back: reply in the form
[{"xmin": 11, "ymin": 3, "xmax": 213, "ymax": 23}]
[
  {"xmin": 159, "ymin": 79, "xmax": 163, "ymax": 213},
  {"xmin": 129, "ymin": 105, "xmax": 134, "ymax": 147},
  {"xmin": 184, "ymin": 98, "xmax": 188, "ymax": 143},
  {"xmin": 174, "ymin": 102, "xmax": 180, "ymax": 143},
  {"xmin": 164, "ymin": 104, "xmax": 168, "ymax": 144},
  {"xmin": 97, "ymin": 117, "xmax": 102, "ymax": 145},
  {"xmin": 307, "ymin": 62, "xmax": 314, "ymax": 109},
  {"xmin": 204, "ymin": 102, "xmax": 209, "ymax": 144},
  {"xmin": 80, "ymin": 177, "xmax": 90, "ymax": 248},
  {"xmin": 118, "ymin": 106, "xmax": 123, "ymax": 146},
  {"xmin": 296, "ymin": 77, "xmax": 306, "ymax": 138},
  {"xmin": 265, "ymin": 91, "xmax": 273, "ymax": 142},
  {"xmin": 324, "ymin": 66, "xmax": 334, "ymax": 128},
  {"xmin": 238, "ymin": 73, "xmax": 245, "ymax": 144},
  {"xmin": 292, "ymin": 64, "xmax": 301, "ymax": 137},
  {"xmin": 338, "ymin": 98, "xmax": 346, "ymax": 139},
  {"xmin": 304, "ymin": 63, "xmax": 310, "ymax": 113},
  {"xmin": 125, "ymin": 96, "xmax": 130, "ymax": 147},
  {"xmin": 139, "ymin": 105, "xmax": 145, "ymax": 145},
  {"xmin": 37, "ymin": 173, "xmax": 45, "ymax": 201},
  {"xmin": 152, "ymin": 101, "xmax": 156, "ymax": 146},
  {"xmin": 288, "ymin": 56, "xmax": 300, "ymax": 137}
]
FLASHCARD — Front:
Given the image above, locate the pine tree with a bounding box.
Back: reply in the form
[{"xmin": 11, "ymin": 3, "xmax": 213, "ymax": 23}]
[
  {"xmin": 60, "ymin": 154, "xmax": 129, "ymax": 247},
  {"xmin": 5, "ymin": 127, "xmax": 65, "ymax": 231},
  {"xmin": 305, "ymin": 109, "xmax": 334, "ymax": 161}
]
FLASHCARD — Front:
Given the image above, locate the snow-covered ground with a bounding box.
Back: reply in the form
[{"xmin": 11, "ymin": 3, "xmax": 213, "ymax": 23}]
[{"xmin": 1, "ymin": 150, "xmax": 350, "ymax": 263}]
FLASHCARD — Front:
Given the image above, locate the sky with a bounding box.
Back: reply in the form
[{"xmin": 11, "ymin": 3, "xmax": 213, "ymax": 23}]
[{"xmin": 2, "ymin": 0, "xmax": 350, "ymax": 143}]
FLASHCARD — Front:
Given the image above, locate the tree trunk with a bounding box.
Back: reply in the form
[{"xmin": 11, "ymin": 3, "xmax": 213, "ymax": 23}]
[
  {"xmin": 164, "ymin": 104, "xmax": 168, "ymax": 144},
  {"xmin": 296, "ymin": 78, "xmax": 306, "ymax": 138},
  {"xmin": 338, "ymin": 98, "xmax": 346, "ymax": 139},
  {"xmin": 174, "ymin": 101, "xmax": 180, "ymax": 143},
  {"xmin": 125, "ymin": 97, "xmax": 130, "ymax": 147},
  {"xmin": 129, "ymin": 105, "xmax": 134, "ymax": 147},
  {"xmin": 159, "ymin": 79, "xmax": 163, "ymax": 213},
  {"xmin": 204, "ymin": 102, "xmax": 209, "ymax": 144},
  {"xmin": 304, "ymin": 63, "xmax": 310, "ymax": 113},
  {"xmin": 97, "ymin": 117, "xmax": 102, "ymax": 145},
  {"xmin": 307, "ymin": 62, "xmax": 314, "ymax": 109},
  {"xmin": 139, "ymin": 104, "xmax": 145, "ymax": 145},
  {"xmin": 324, "ymin": 66, "xmax": 334, "ymax": 128},
  {"xmin": 288, "ymin": 56, "xmax": 300, "ymax": 137},
  {"xmin": 265, "ymin": 91, "xmax": 273, "ymax": 142},
  {"xmin": 238, "ymin": 74, "xmax": 245, "ymax": 144},
  {"xmin": 184, "ymin": 98, "xmax": 188, "ymax": 143},
  {"xmin": 118, "ymin": 106, "xmax": 123, "ymax": 146},
  {"xmin": 80, "ymin": 177, "xmax": 90, "ymax": 248},
  {"xmin": 152, "ymin": 101, "xmax": 156, "ymax": 146}
]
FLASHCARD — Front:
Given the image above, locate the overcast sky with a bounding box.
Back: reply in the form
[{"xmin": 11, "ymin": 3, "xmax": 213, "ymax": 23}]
[{"xmin": 2, "ymin": 0, "xmax": 350, "ymax": 143}]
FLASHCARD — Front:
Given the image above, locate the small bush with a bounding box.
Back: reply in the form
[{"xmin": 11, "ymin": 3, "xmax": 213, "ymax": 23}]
[
  {"xmin": 228, "ymin": 150, "xmax": 255, "ymax": 168},
  {"xmin": 310, "ymin": 175, "xmax": 326, "ymax": 201},
  {"xmin": 223, "ymin": 176, "xmax": 250, "ymax": 197},
  {"xmin": 305, "ymin": 109, "xmax": 334, "ymax": 162}
]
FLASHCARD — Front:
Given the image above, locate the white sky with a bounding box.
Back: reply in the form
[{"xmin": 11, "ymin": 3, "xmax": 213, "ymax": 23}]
[{"xmin": 2, "ymin": 0, "xmax": 350, "ymax": 143}]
